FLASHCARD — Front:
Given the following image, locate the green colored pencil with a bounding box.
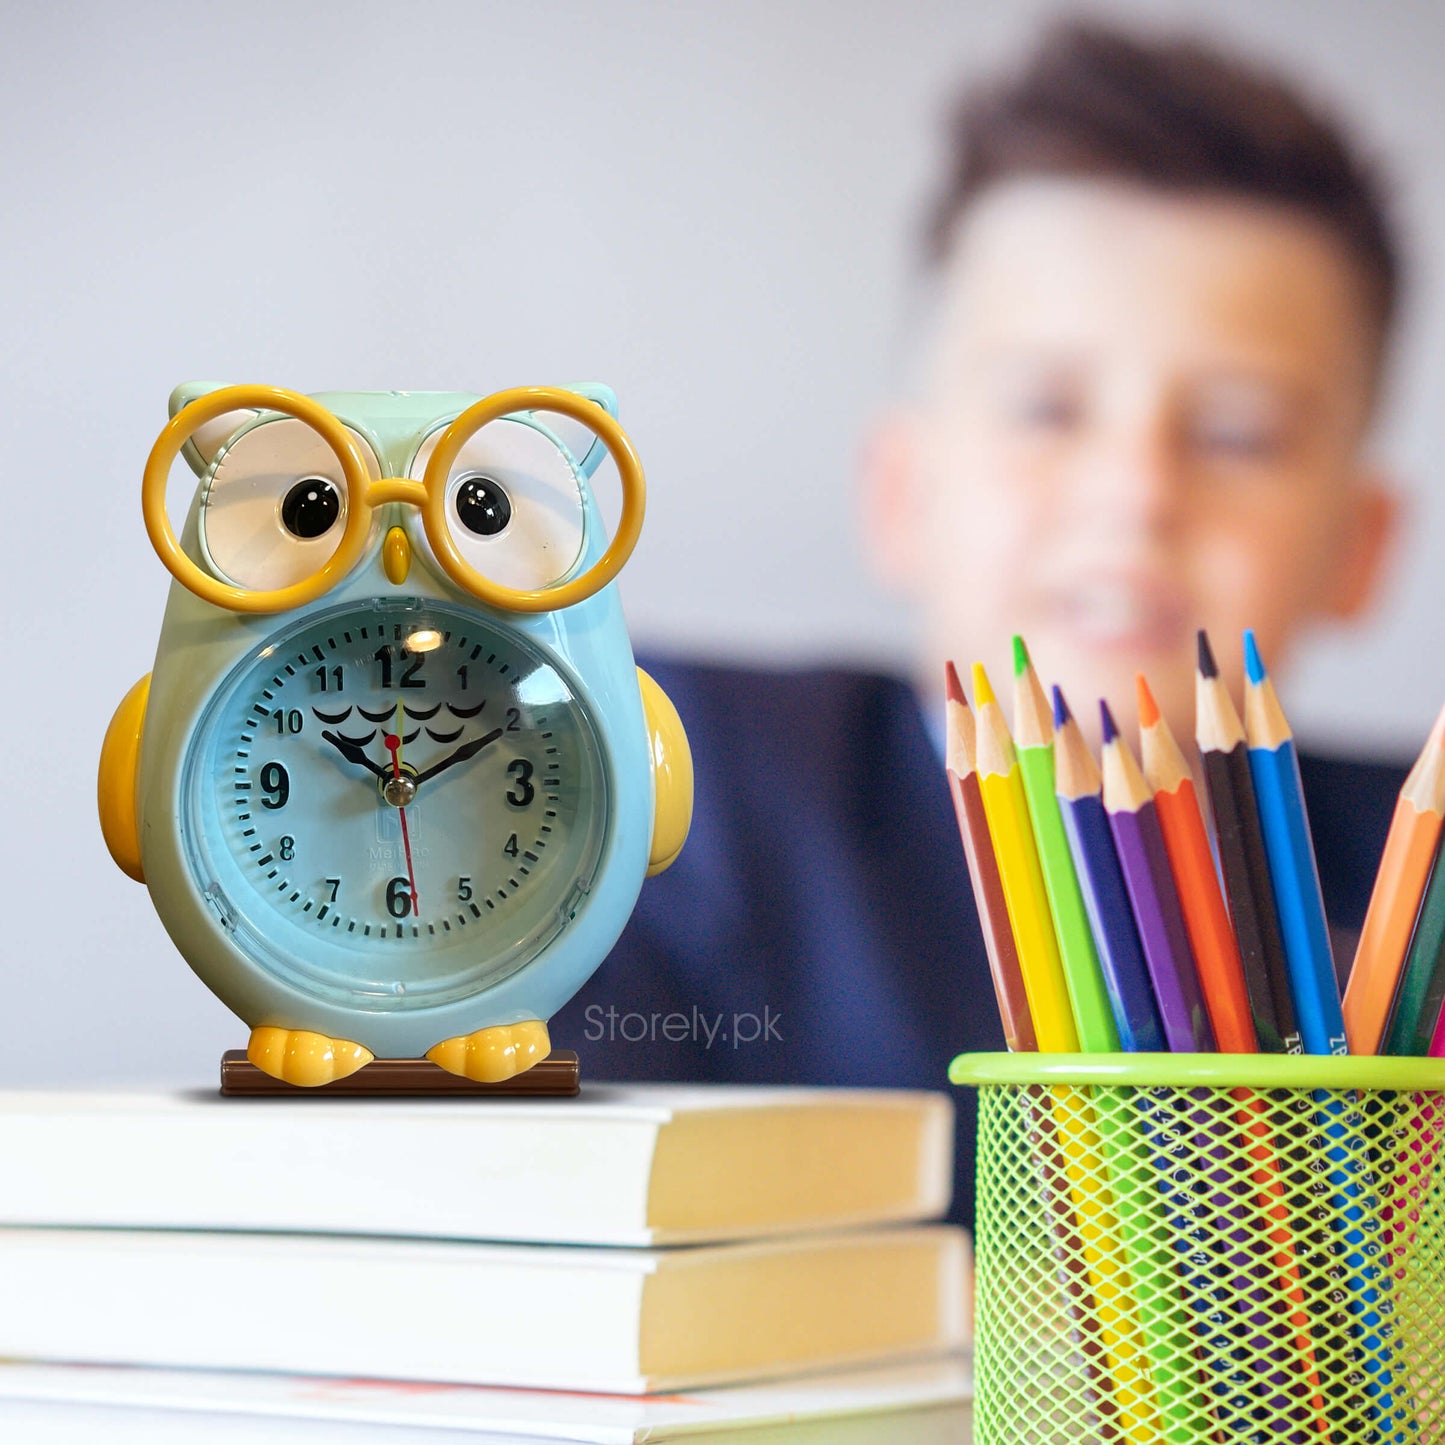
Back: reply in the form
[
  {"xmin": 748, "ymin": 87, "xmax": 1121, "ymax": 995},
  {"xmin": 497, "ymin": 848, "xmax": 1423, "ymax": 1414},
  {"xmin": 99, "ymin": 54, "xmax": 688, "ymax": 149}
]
[
  {"xmin": 1018, "ymin": 641, "xmax": 1210, "ymax": 1440},
  {"xmin": 1013, "ymin": 636, "xmax": 1119, "ymax": 1051},
  {"xmin": 1383, "ymin": 843, "xmax": 1445, "ymax": 1056}
]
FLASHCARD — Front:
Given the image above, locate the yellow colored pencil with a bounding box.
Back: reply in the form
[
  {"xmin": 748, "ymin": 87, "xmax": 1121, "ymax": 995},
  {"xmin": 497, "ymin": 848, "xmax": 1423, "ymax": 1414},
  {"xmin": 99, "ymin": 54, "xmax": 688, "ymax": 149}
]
[
  {"xmin": 972, "ymin": 663, "xmax": 1077, "ymax": 1052},
  {"xmin": 973, "ymin": 662, "xmax": 1161, "ymax": 1438}
]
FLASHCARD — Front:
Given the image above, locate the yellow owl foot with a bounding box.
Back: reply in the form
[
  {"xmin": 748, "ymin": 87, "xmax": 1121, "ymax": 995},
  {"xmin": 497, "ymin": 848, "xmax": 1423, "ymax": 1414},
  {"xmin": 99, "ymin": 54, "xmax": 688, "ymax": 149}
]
[
  {"xmin": 246, "ymin": 1027, "xmax": 373, "ymax": 1087},
  {"xmin": 426, "ymin": 1021, "xmax": 551, "ymax": 1083}
]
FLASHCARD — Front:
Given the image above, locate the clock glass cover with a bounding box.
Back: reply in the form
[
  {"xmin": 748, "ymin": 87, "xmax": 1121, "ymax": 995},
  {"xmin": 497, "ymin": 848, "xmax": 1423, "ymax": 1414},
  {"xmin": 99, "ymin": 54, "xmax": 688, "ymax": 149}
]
[{"xmin": 180, "ymin": 598, "xmax": 610, "ymax": 1010}]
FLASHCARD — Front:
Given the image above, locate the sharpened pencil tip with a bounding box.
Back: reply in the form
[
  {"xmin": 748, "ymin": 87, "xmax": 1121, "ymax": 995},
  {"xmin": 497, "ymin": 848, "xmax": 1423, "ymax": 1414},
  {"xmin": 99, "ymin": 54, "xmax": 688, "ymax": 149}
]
[
  {"xmin": 1099, "ymin": 699, "xmax": 1119, "ymax": 744},
  {"xmin": 1197, "ymin": 629, "xmax": 1219, "ymax": 679},
  {"xmin": 971, "ymin": 663, "xmax": 996, "ymax": 708},
  {"xmin": 1011, "ymin": 634, "xmax": 1030, "ymax": 677},
  {"xmin": 1136, "ymin": 674, "xmax": 1160, "ymax": 729},
  {"xmin": 1243, "ymin": 628, "xmax": 1265, "ymax": 685},
  {"xmin": 1051, "ymin": 684, "xmax": 1072, "ymax": 730},
  {"xmin": 944, "ymin": 661, "xmax": 967, "ymax": 706}
]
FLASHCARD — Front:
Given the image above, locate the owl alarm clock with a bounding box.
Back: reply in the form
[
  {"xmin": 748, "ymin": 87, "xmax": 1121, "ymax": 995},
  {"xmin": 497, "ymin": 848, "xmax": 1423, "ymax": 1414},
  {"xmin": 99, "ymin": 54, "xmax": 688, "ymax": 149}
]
[{"xmin": 98, "ymin": 383, "xmax": 692, "ymax": 1090}]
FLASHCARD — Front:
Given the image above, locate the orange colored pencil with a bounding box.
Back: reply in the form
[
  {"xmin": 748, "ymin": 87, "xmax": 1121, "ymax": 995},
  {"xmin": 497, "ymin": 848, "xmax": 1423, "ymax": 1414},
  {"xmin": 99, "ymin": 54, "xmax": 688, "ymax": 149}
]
[
  {"xmin": 945, "ymin": 663, "xmax": 1037, "ymax": 1053},
  {"xmin": 1137, "ymin": 674, "xmax": 1256, "ymax": 1054},
  {"xmin": 1344, "ymin": 702, "xmax": 1445, "ymax": 1054},
  {"xmin": 1137, "ymin": 675, "xmax": 1326, "ymax": 1431}
]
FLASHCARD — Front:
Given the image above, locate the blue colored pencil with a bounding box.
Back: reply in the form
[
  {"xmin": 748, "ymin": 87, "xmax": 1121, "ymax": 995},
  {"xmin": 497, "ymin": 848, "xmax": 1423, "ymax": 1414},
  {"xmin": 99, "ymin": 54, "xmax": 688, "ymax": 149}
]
[
  {"xmin": 1241, "ymin": 630, "xmax": 1347, "ymax": 1057},
  {"xmin": 1240, "ymin": 632, "xmax": 1408, "ymax": 1436},
  {"xmin": 1052, "ymin": 687, "xmax": 1165, "ymax": 1052}
]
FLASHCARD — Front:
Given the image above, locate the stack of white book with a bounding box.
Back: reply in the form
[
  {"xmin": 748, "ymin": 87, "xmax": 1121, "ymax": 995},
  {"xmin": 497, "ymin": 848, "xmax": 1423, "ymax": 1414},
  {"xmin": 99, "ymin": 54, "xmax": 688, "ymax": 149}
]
[{"xmin": 0, "ymin": 1084, "xmax": 972, "ymax": 1442}]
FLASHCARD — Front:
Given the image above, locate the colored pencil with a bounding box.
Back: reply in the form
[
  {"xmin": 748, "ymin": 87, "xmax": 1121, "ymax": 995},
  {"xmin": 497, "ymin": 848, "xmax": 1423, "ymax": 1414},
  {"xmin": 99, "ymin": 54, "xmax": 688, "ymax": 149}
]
[
  {"xmin": 975, "ymin": 666, "xmax": 1160, "ymax": 1434},
  {"xmin": 972, "ymin": 663, "xmax": 1079, "ymax": 1054},
  {"xmin": 1137, "ymin": 673, "xmax": 1257, "ymax": 1054},
  {"xmin": 1242, "ymin": 631, "xmax": 1346, "ymax": 1058},
  {"xmin": 948, "ymin": 677, "xmax": 1118, "ymax": 1430},
  {"xmin": 1196, "ymin": 630, "xmax": 1303, "ymax": 1055},
  {"xmin": 1048, "ymin": 682, "xmax": 1215, "ymax": 1436},
  {"xmin": 1013, "ymin": 637, "xmax": 1119, "ymax": 1052},
  {"xmin": 1053, "ymin": 687, "xmax": 1166, "ymax": 1052},
  {"xmin": 1195, "ymin": 634, "xmax": 1365, "ymax": 1427},
  {"xmin": 1345, "ymin": 702, "xmax": 1445, "ymax": 1055},
  {"xmin": 1100, "ymin": 700, "xmax": 1214, "ymax": 1053},
  {"xmin": 1135, "ymin": 675, "xmax": 1329, "ymax": 1432},
  {"xmin": 1386, "ymin": 840, "xmax": 1445, "ymax": 1057},
  {"xmin": 1239, "ymin": 651, "xmax": 1407, "ymax": 1433},
  {"xmin": 944, "ymin": 663, "xmax": 1037, "ymax": 1053}
]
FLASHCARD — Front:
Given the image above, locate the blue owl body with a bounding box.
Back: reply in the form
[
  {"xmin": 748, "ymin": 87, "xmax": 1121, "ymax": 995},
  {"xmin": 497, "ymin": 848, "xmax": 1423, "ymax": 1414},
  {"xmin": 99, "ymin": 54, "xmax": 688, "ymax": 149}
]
[{"xmin": 101, "ymin": 385, "xmax": 688, "ymax": 1081}]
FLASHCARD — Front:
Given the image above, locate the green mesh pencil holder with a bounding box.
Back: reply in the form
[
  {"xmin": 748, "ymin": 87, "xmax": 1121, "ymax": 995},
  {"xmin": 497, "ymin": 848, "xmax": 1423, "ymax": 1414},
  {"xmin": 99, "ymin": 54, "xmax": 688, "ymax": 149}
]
[{"xmin": 949, "ymin": 1052, "xmax": 1445, "ymax": 1445}]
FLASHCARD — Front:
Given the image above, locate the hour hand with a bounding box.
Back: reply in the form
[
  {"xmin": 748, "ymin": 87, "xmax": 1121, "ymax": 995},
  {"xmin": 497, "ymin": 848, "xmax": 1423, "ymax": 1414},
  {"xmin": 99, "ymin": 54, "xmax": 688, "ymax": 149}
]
[
  {"xmin": 414, "ymin": 727, "xmax": 505, "ymax": 785},
  {"xmin": 321, "ymin": 730, "xmax": 388, "ymax": 779}
]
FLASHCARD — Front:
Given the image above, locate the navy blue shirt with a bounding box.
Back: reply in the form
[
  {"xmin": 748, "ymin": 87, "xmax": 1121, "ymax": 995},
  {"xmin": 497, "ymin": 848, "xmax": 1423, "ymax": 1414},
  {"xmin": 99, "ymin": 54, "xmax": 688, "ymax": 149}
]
[{"xmin": 553, "ymin": 660, "xmax": 1408, "ymax": 1228}]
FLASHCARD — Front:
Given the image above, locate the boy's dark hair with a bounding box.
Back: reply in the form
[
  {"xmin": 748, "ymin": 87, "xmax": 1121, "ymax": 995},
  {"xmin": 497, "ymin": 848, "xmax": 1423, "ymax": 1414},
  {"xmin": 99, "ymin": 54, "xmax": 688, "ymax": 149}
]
[{"xmin": 927, "ymin": 19, "xmax": 1400, "ymax": 351}]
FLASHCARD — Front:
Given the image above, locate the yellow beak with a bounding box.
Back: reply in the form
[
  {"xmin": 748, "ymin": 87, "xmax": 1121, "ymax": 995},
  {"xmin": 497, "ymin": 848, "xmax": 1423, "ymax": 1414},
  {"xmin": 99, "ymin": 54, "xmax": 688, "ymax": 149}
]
[{"xmin": 383, "ymin": 526, "xmax": 411, "ymax": 586}]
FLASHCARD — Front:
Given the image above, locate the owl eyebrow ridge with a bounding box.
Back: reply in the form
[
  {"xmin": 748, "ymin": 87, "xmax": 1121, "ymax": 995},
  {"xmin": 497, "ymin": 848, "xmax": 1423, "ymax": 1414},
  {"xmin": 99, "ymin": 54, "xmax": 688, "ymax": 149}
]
[
  {"xmin": 426, "ymin": 725, "xmax": 464, "ymax": 744},
  {"xmin": 312, "ymin": 706, "xmax": 353, "ymax": 725},
  {"xmin": 448, "ymin": 701, "xmax": 487, "ymax": 719},
  {"xmin": 335, "ymin": 729, "xmax": 377, "ymax": 747}
]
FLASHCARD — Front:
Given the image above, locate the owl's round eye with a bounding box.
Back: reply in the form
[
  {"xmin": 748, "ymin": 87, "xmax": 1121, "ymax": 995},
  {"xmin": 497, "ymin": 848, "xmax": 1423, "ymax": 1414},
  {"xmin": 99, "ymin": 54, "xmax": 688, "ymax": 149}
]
[
  {"xmin": 454, "ymin": 475, "xmax": 512, "ymax": 536},
  {"xmin": 281, "ymin": 477, "xmax": 342, "ymax": 539},
  {"xmin": 411, "ymin": 417, "xmax": 585, "ymax": 592},
  {"xmin": 199, "ymin": 418, "xmax": 378, "ymax": 592}
]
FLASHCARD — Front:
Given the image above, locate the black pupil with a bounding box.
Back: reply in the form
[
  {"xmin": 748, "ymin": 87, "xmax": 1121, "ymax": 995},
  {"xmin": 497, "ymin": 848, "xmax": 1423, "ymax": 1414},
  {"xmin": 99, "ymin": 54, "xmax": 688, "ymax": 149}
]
[
  {"xmin": 281, "ymin": 477, "xmax": 341, "ymax": 539},
  {"xmin": 456, "ymin": 476, "xmax": 512, "ymax": 536}
]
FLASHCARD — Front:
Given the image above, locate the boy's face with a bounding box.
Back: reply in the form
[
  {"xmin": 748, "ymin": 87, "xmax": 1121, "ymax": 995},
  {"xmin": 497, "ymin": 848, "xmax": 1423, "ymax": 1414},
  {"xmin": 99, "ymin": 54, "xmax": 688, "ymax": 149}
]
[{"xmin": 866, "ymin": 179, "xmax": 1395, "ymax": 741}]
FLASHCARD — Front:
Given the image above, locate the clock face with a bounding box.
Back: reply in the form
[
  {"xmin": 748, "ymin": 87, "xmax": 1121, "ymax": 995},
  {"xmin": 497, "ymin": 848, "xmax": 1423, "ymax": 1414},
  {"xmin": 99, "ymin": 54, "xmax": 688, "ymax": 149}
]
[{"xmin": 180, "ymin": 598, "xmax": 610, "ymax": 1011}]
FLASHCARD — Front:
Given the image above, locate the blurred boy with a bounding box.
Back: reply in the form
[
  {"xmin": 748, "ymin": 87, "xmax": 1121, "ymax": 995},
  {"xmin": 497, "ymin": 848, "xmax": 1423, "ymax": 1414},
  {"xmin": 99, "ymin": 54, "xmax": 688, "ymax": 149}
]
[
  {"xmin": 863, "ymin": 19, "xmax": 1398, "ymax": 743},
  {"xmin": 558, "ymin": 20, "xmax": 1408, "ymax": 1226}
]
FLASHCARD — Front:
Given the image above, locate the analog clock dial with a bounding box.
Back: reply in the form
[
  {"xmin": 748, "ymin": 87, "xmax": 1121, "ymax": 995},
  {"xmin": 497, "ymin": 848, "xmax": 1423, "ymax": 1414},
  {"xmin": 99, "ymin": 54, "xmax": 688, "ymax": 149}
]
[{"xmin": 180, "ymin": 599, "xmax": 610, "ymax": 1010}]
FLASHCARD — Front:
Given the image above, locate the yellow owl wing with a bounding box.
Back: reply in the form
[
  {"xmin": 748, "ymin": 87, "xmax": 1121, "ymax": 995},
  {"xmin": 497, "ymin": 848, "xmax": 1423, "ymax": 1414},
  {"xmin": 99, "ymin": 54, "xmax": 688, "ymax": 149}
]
[
  {"xmin": 98, "ymin": 675, "xmax": 150, "ymax": 883},
  {"xmin": 637, "ymin": 668, "xmax": 692, "ymax": 876}
]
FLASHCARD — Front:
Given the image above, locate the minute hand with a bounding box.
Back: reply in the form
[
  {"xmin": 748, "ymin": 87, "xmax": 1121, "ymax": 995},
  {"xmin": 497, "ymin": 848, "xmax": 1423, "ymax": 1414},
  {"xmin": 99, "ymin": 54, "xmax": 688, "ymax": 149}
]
[{"xmin": 414, "ymin": 727, "xmax": 506, "ymax": 785}]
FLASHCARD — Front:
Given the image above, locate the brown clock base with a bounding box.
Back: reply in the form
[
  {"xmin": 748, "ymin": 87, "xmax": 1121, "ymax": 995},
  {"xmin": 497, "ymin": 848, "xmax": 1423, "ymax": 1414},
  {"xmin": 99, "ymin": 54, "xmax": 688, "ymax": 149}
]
[{"xmin": 219, "ymin": 1049, "xmax": 580, "ymax": 1097}]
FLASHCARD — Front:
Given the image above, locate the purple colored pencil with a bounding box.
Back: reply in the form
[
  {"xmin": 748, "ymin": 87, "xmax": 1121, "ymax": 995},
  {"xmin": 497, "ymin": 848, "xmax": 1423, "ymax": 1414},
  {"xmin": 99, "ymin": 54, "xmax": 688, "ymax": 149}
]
[
  {"xmin": 1099, "ymin": 701, "xmax": 1215, "ymax": 1053},
  {"xmin": 1097, "ymin": 699, "xmax": 1296, "ymax": 1427},
  {"xmin": 1052, "ymin": 687, "xmax": 1166, "ymax": 1053}
]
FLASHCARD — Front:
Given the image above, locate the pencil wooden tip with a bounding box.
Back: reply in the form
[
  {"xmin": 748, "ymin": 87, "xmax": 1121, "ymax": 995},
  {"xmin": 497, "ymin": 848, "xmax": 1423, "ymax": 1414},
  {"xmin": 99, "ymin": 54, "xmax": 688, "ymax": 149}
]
[
  {"xmin": 1100, "ymin": 698, "xmax": 1120, "ymax": 744},
  {"xmin": 944, "ymin": 661, "xmax": 967, "ymax": 706},
  {"xmin": 1243, "ymin": 629, "xmax": 1266, "ymax": 685},
  {"xmin": 1011, "ymin": 634, "xmax": 1030, "ymax": 678},
  {"xmin": 971, "ymin": 663, "xmax": 996, "ymax": 708},
  {"xmin": 1052, "ymin": 684, "xmax": 1072, "ymax": 730},
  {"xmin": 1136, "ymin": 673, "xmax": 1160, "ymax": 729},
  {"xmin": 1197, "ymin": 629, "xmax": 1219, "ymax": 679}
]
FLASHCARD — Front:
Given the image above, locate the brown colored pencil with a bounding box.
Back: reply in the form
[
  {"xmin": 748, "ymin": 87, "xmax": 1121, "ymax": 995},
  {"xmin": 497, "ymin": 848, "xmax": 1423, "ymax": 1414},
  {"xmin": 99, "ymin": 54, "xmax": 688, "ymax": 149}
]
[
  {"xmin": 946, "ymin": 669, "xmax": 1114, "ymax": 1430},
  {"xmin": 1195, "ymin": 631, "xmax": 1302, "ymax": 1055},
  {"xmin": 945, "ymin": 663, "xmax": 1037, "ymax": 1053}
]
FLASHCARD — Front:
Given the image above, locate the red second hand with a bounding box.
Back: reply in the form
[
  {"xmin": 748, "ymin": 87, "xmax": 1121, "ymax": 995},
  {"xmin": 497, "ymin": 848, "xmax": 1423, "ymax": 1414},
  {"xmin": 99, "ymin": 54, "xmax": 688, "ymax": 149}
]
[{"xmin": 384, "ymin": 728, "xmax": 419, "ymax": 915}]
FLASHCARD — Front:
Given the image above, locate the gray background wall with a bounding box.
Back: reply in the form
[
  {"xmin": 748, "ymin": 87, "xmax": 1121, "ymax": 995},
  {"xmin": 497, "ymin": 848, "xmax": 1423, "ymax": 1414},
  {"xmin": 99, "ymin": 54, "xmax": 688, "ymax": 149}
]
[{"xmin": 3, "ymin": 0, "xmax": 1442, "ymax": 1084}]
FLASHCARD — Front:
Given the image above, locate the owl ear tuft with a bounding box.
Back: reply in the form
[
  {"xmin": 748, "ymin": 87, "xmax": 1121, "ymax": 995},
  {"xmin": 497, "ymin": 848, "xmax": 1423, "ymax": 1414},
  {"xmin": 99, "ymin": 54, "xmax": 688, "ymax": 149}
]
[
  {"xmin": 168, "ymin": 381, "xmax": 258, "ymax": 478},
  {"xmin": 536, "ymin": 384, "xmax": 618, "ymax": 478}
]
